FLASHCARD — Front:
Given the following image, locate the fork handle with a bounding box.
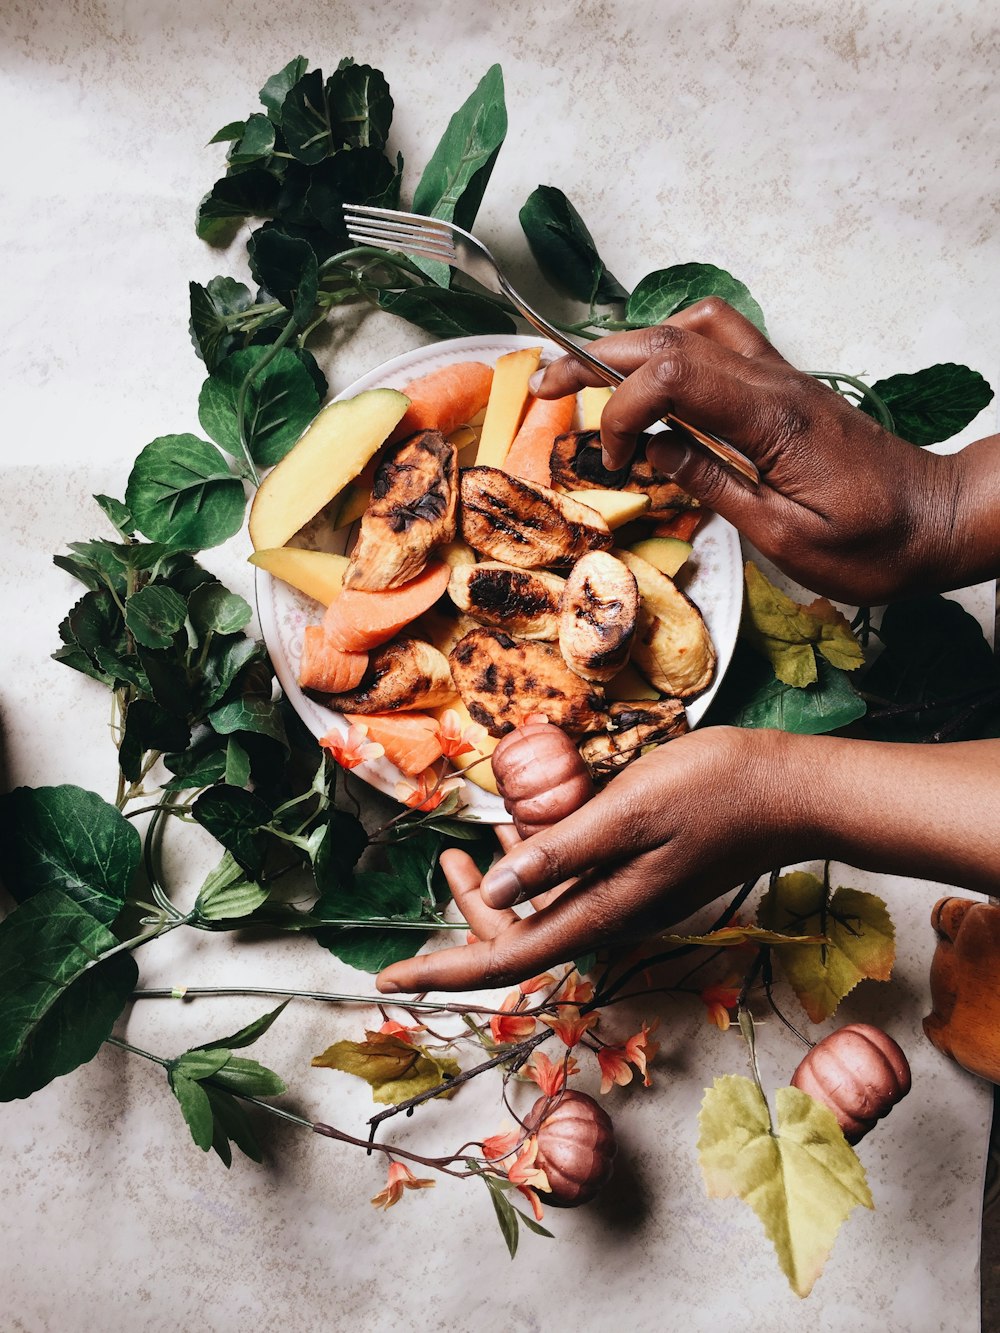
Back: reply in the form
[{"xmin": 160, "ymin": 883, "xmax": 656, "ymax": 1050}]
[{"xmin": 496, "ymin": 276, "xmax": 760, "ymax": 488}]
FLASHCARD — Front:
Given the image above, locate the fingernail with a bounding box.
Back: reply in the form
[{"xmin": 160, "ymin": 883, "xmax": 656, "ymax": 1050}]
[
  {"xmin": 647, "ymin": 437, "xmax": 690, "ymax": 478},
  {"xmin": 528, "ymin": 370, "xmax": 544, "ymax": 394},
  {"xmin": 481, "ymin": 866, "xmax": 523, "ymax": 908},
  {"xmin": 376, "ymin": 978, "xmax": 401, "ymax": 994}
]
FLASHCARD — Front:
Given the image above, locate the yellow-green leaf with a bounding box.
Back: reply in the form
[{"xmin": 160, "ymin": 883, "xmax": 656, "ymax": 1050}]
[
  {"xmin": 660, "ymin": 925, "xmax": 826, "ymax": 948},
  {"xmin": 698, "ymin": 1075, "xmax": 873, "ymax": 1297},
  {"xmin": 757, "ymin": 872, "xmax": 896, "ymax": 1022},
  {"xmin": 743, "ymin": 564, "xmax": 863, "ymax": 687},
  {"xmin": 311, "ymin": 1031, "xmax": 461, "ymax": 1105}
]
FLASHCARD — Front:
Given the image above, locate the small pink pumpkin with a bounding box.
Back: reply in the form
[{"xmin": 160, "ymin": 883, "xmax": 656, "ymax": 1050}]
[
  {"xmin": 791, "ymin": 1022, "xmax": 911, "ymax": 1144},
  {"xmin": 528, "ymin": 1090, "xmax": 617, "ymax": 1207}
]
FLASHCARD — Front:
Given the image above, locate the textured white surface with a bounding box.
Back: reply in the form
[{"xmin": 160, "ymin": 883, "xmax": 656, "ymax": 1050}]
[{"xmin": 2, "ymin": 3, "xmax": 999, "ymax": 1331}]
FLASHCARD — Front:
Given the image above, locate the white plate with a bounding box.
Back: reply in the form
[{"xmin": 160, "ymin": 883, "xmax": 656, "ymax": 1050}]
[{"xmin": 256, "ymin": 334, "xmax": 744, "ymax": 824}]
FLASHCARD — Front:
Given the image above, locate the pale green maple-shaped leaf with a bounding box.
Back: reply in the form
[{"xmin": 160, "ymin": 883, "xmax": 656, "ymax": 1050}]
[
  {"xmin": 742, "ymin": 564, "xmax": 863, "ymax": 687},
  {"xmin": 312, "ymin": 1031, "xmax": 461, "ymax": 1105},
  {"xmin": 698, "ymin": 1075, "xmax": 873, "ymax": 1297},
  {"xmin": 660, "ymin": 925, "xmax": 825, "ymax": 948},
  {"xmin": 757, "ymin": 872, "xmax": 895, "ymax": 1022}
]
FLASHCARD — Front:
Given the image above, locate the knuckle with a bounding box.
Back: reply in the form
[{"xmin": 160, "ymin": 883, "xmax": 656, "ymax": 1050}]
[
  {"xmin": 643, "ymin": 322, "xmax": 686, "ymax": 356},
  {"xmin": 687, "ymin": 295, "xmax": 732, "ymax": 325}
]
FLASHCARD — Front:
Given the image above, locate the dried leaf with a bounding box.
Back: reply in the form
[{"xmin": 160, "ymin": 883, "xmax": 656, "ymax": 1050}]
[
  {"xmin": 757, "ymin": 871, "xmax": 895, "ymax": 1022},
  {"xmin": 743, "ymin": 564, "xmax": 863, "ymax": 687},
  {"xmin": 698, "ymin": 1075, "xmax": 873, "ymax": 1297},
  {"xmin": 660, "ymin": 924, "xmax": 825, "ymax": 948},
  {"xmin": 312, "ymin": 1031, "xmax": 461, "ymax": 1105}
]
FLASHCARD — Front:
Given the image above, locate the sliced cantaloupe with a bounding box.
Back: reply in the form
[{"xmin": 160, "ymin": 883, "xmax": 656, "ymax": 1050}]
[
  {"xmin": 628, "ymin": 536, "xmax": 693, "ymax": 578},
  {"xmin": 569, "ymin": 489, "xmax": 651, "ymax": 528},
  {"xmin": 474, "ymin": 347, "xmax": 542, "ymax": 468},
  {"xmin": 322, "ymin": 562, "xmax": 451, "ymax": 652},
  {"xmin": 249, "ymin": 549, "xmax": 348, "ymax": 606}
]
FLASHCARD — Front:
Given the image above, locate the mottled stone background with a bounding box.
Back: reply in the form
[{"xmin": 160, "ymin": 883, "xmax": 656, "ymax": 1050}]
[{"xmin": 2, "ymin": 2, "xmax": 998, "ymax": 1330}]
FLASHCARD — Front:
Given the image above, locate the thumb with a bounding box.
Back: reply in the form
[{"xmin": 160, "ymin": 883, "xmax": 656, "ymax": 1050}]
[{"xmin": 646, "ymin": 428, "xmax": 776, "ymax": 533}]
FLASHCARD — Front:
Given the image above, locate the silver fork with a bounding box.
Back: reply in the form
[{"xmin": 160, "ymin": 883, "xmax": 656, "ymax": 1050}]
[{"xmin": 343, "ymin": 202, "xmax": 759, "ymax": 488}]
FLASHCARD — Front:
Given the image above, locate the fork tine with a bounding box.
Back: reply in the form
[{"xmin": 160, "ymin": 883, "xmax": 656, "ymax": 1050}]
[
  {"xmin": 343, "ymin": 202, "xmax": 454, "ymax": 229},
  {"xmin": 346, "ymin": 233, "xmax": 456, "ymax": 268},
  {"xmin": 346, "ymin": 224, "xmax": 454, "ymax": 255},
  {"xmin": 345, "ymin": 219, "xmax": 454, "ymax": 248}
]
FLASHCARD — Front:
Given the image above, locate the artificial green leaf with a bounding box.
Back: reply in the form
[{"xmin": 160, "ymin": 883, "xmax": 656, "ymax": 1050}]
[
  {"xmin": 187, "ymin": 582, "xmax": 253, "ymax": 637},
  {"xmin": 627, "ymin": 263, "xmax": 767, "ymax": 333},
  {"xmin": 705, "ymin": 641, "xmax": 867, "ymax": 734},
  {"xmin": 326, "ymin": 62, "xmax": 393, "ymax": 149},
  {"xmin": 196, "ymin": 168, "xmax": 281, "ymax": 244},
  {"xmin": 193, "ymin": 851, "xmax": 269, "ymax": 920},
  {"xmin": 378, "ymin": 287, "xmax": 516, "ymax": 338},
  {"xmin": 208, "ymin": 120, "xmax": 246, "ymax": 145},
  {"xmin": 124, "ymin": 583, "xmax": 187, "ymax": 649},
  {"xmin": 0, "ymin": 889, "xmax": 138, "ymax": 1101},
  {"xmin": 519, "ymin": 185, "xmax": 627, "ymax": 305},
  {"xmin": 306, "ymin": 147, "xmax": 402, "ymax": 239},
  {"xmin": 194, "ymin": 1001, "xmax": 290, "ymax": 1052},
  {"xmin": 312, "ymin": 1030, "xmax": 460, "ymax": 1105},
  {"xmin": 861, "ymin": 595, "xmax": 1000, "ymax": 742},
  {"xmin": 281, "ymin": 69, "xmax": 338, "ymax": 164},
  {"xmin": 119, "ymin": 699, "xmax": 191, "ymax": 783},
  {"xmin": 743, "ymin": 564, "xmax": 863, "ymax": 686},
  {"xmin": 199, "ymin": 638, "xmax": 267, "ymax": 711},
  {"xmin": 206, "ymin": 1055, "xmax": 286, "ymax": 1098},
  {"xmin": 93, "ymin": 495, "xmax": 134, "ymax": 538},
  {"xmin": 162, "ymin": 735, "xmax": 228, "ymax": 790},
  {"xmin": 757, "ymin": 871, "xmax": 895, "ymax": 1022},
  {"xmin": 189, "ymin": 276, "xmax": 255, "ymax": 371},
  {"xmin": 228, "ymin": 113, "xmax": 276, "ymax": 167},
  {"xmin": 411, "ymin": 64, "xmax": 507, "ymax": 285},
  {"xmin": 0, "ymin": 785, "xmax": 140, "ymax": 923},
  {"xmin": 198, "ymin": 347, "xmax": 321, "ymax": 467},
  {"xmin": 51, "ymin": 643, "xmax": 112, "ymax": 686},
  {"xmin": 247, "ymin": 226, "xmax": 319, "ymax": 323},
  {"xmin": 482, "ymin": 1170, "xmax": 520, "ymax": 1258},
  {"xmin": 312, "ymin": 809, "xmax": 369, "ymax": 896},
  {"xmin": 203, "ymin": 1083, "xmax": 263, "ymax": 1164},
  {"xmin": 698, "ymin": 1075, "xmax": 873, "ymax": 1297},
  {"xmin": 259, "ymin": 56, "xmax": 309, "ymax": 124},
  {"xmin": 192, "ymin": 785, "xmax": 273, "ymax": 877},
  {"xmin": 208, "ymin": 695, "xmax": 288, "ymax": 747},
  {"xmin": 225, "ymin": 737, "xmax": 251, "ymax": 788},
  {"xmin": 66, "ymin": 587, "xmax": 126, "ymax": 664},
  {"xmin": 861, "ymin": 363, "xmax": 994, "ymax": 445},
  {"xmin": 58, "ymin": 539, "xmax": 130, "ymax": 595},
  {"xmin": 660, "ymin": 924, "xmax": 825, "ymax": 948},
  {"xmin": 136, "ymin": 645, "xmax": 195, "ymax": 718},
  {"xmin": 125, "ymin": 435, "xmax": 246, "ymax": 552},
  {"xmin": 173, "ymin": 1048, "xmax": 232, "ymax": 1081},
  {"xmin": 169, "ymin": 1071, "xmax": 215, "ymax": 1150}
]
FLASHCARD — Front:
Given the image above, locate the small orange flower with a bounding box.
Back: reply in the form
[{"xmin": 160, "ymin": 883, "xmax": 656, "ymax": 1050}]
[
  {"xmin": 481, "ymin": 1127, "xmax": 522, "ymax": 1162},
  {"xmin": 490, "ymin": 991, "xmax": 537, "ymax": 1044},
  {"xmin": 526, "ymin": 1050, "xmax": 579, "ymax": 1097},
  {"xmin": 559, "ymin": 970, "xmax": 594, "ymax": 1006},
  {"xmin": 377, "ymin": 1019, "xmax": 425, "ymax": 1046},
  {"xmin": 395, "ymin": 769, "xmax": 464, "ymax": 812},
  {"xmin": 519, "ymin": 972, "xmax": 556, "ymax": 996},
  {"xmin": 543, "ymin": 1006, "xmax": 597, "ymax": 1048},
  {"xmin": 370, "ymin": 1160, "xmax": 435, "ymax": 1209},
  {"xmin": 320, "ymin": 722, "xmax": 384, "ymax": 770},
  {"xmin": 435, "ymin": 708, "xmax": 488, "ymax": 758},
  {"xmin": 700, "ymin": 982, "xmax": 741, "ymax": 1031},
  {"xmin": 597, "ymin": 1045, "xmax": 633, "ymax": 1095},
  {"xmin": 624, "ymin": 1021, "xmax": 660, "ymax": 1086},
  {"xmin": 507, "ymin": 1136, "xmax": 551, "ymax": 1221}
]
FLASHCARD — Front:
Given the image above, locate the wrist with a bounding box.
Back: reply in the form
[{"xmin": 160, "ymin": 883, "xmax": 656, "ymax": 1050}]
[{"xmin": 896, "ymin": 448, "xmax": 964, "ymax": 595}]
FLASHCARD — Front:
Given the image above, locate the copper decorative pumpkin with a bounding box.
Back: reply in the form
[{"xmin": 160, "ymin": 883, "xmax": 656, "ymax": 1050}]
[
  {"xmin": 528, "ymin": 1091, "xmax": 617, "ymax": 1207},
  {"xmin": 791, "ymin": 1023, "xmax": 911, "ymax": 1144},
  {"xmin": 924, "ymin": 896, "xmax": 1000, "ymax": 1083}
]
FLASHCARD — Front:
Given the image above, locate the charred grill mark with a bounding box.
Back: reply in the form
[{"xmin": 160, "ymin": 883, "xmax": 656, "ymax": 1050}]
[
  {"xmin": 469, "ymin": 569, "xmax": 557, "ymax": 620},
  {"xmin": 462, "ymin": 501, "xmax": 532, "ymax": 545},
  {"xmin": 388, "ymin": 484, "xmax": 450, "ymax": 532}
]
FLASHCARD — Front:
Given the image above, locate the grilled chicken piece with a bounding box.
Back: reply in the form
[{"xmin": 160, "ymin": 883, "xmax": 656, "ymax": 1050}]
[
  {"xmin": 448, "ymin": 562, "xmax": 565, "ymax": 640},
  {"xmin": 459, "ymin": 467, "xmax": 612, "ymax": 569},
  {"xmin": 449, "ymin": 627, "xmax": 608, "ymax": 738},
  {"xmin": 345, "ymin": 430, "xmax": 458, "ymax": 590},
  {"xmin": 579, "ymin": 699, "xmax": 689, "ymax": 782},
  {"xmin": 615, "ymin": 548, "xmax": 716, "ymax": 698},
  {"xmin": 409, "ymin": 604, "xmax": 478, "ymax": 658},
  {"xmin": 549, "ymin": 429, "xmax": 698, "ymax": 519},
  {"xmin": 319, "ymin": 636, "xmax": 455, "ymax": 712},
  {"xmin": 559, "ymin": 552, "xmax": 638, "ymax": 683}
]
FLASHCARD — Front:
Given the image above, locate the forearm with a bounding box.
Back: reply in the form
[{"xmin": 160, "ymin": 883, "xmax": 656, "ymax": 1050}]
[
  {"xmin": 787, "ymin": 732, "xmax": 1000, "ymax": 894},
  {"xmin": 930, "ymin": 434, "xmax": 1000, "ymax": 593}
]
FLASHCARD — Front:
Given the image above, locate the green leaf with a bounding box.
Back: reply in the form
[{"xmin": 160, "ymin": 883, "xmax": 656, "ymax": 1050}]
[
  {"xmin": 208, "ymin": 695, "xmax": 288, "ymax": 748},
  {"xmin": 326, "ymin": 62, "xmax": 393, "ymax": 149},
  {"xmin": 627, "ymin": 263, "xmax": 767, "ymax": 334},
  {"xmin": 0, "ymin": 889, "xmax": 138, "ymax": 1101},
  {"xmin": 281, "ymin": 69, "xmax": 338, "ymax": 164},
  {"xmin": 119, "ymin": 699, "xmax": 191, "ymax": 783},
  {"xmin": 482, "ymin": 1170, "xmax": 520, "ymax": 1258},
  {"xmin": 192, "ymin": 785, "xmax": 273, "ymax": 877},
  {"xmin": 169, "ymin": 1071, "xmax": 215, "ymax": 1150},
  {"xmin": 259, "ymin": 56, "xmax": 308, "ymax": 124},
  {"xmin": 742, "ymin": 564, "xmax": 863, "ymax": 686},
  {"xmin": 194, "ymin": 1001, "xmax": 290, "ymax": 1051},
  {"xmin": 173, "ymin": 1048, "xmax": 232, "ymax": 1081},
  {"xmin": 312, "ymin": 1030, "xmax": 460, "ymax": 1104},
  {"xmin": 705, "ymin": 642, "xmax": 866, "ymax": 734},
  {"xmin": 247, "ymin": 227, "xmax": 318, "ymax": 323},
  {"xmin": 757, "ymin": 871, "xmax": 896, "ymax": 1022},
  {"xmin": 660, "ymin": 924, "xmax": 824, "ymax": 948},
  {"xmin": 312, "ymin": 809, "xmax": 369, "ymax": 896},
  {"xmin": 199, "ymin": 638, "xmax": 267, "ymax": 711},
  {"xmin": 207, "ymin": 1055, "xmax": 286, "ymax": 1098},
  {"xmin": 162, "ymin": 735, "xmax": 228, "ymax": 790},
  {"xmin": 0, "ymin": 785, "xmax": 140, "ymax": 923},
  {"xmin": 196, "ymin": 168, "xmax": 281, "ymax": 244},
  {"xmin": 125, "ymin": 435, "xmax": 246, "ymax": 552},
  {"xmin": 198, "ymin": 347, "xmax": 321, "ymax": 467},
  {"xmin": 698, "ymin": 1075, "xmax": 873, "ymax": 1297},
  {"xmin": 203, "ymin": 1083, "xmax": 263, "ymax": 1164},
  {"xmin": 208, "ymin": 120, "xmax": 246, "ymax": 145},
  {"xmin": 519, "ymin": 185, "xmax": 626, "ymax": 305},
  {"xmin": 861, "ymin": 595, "xmax": 1000, "ymax": 742},
  {"xmin": 193, "ymin": 851, "xmax": 269, "ymax": 920},
  {"xmin": 124, "ymin": 584, "xmax": 187, "ymax": 649},
  {"xmin": 225, "ymin": 737, "xmax": 251, "ymax": 788},
  {"xmin": 228, "ymin": 113, "xmax": 276, "ymax": 167},
  {"xmin": 306, "ymin": 147, "xmax": 402, "ymax": 240},
  {"xmin": 189, "ymin": 276, "xmax": 255, "ymax": 371},
  {"xmin": 94, "ymin": 494, "xmax": 134, "ymax": 538},
  {"xmin": 861, "ymin": 363, "xmax": 994, "ymax": 445},
  {"xmin": 411, "ymin": 64, "xmax": 507, "ymax": 285},
  {"xmin": 187, "ymin": 582, "xmax": 253, "ymax": 637},
  {"xmin": 378, "ymin": 287, "xmax": 516, "ymax": 338}
]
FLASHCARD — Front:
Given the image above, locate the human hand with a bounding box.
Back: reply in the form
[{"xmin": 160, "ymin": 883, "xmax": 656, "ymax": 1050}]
[
  {"xmin": 531, "ymin": 298, "xmax": 959, "ymax": 605},
  {"xmin": 376, "ymin": 726, "xmax": 803, "ymax": 993}
]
